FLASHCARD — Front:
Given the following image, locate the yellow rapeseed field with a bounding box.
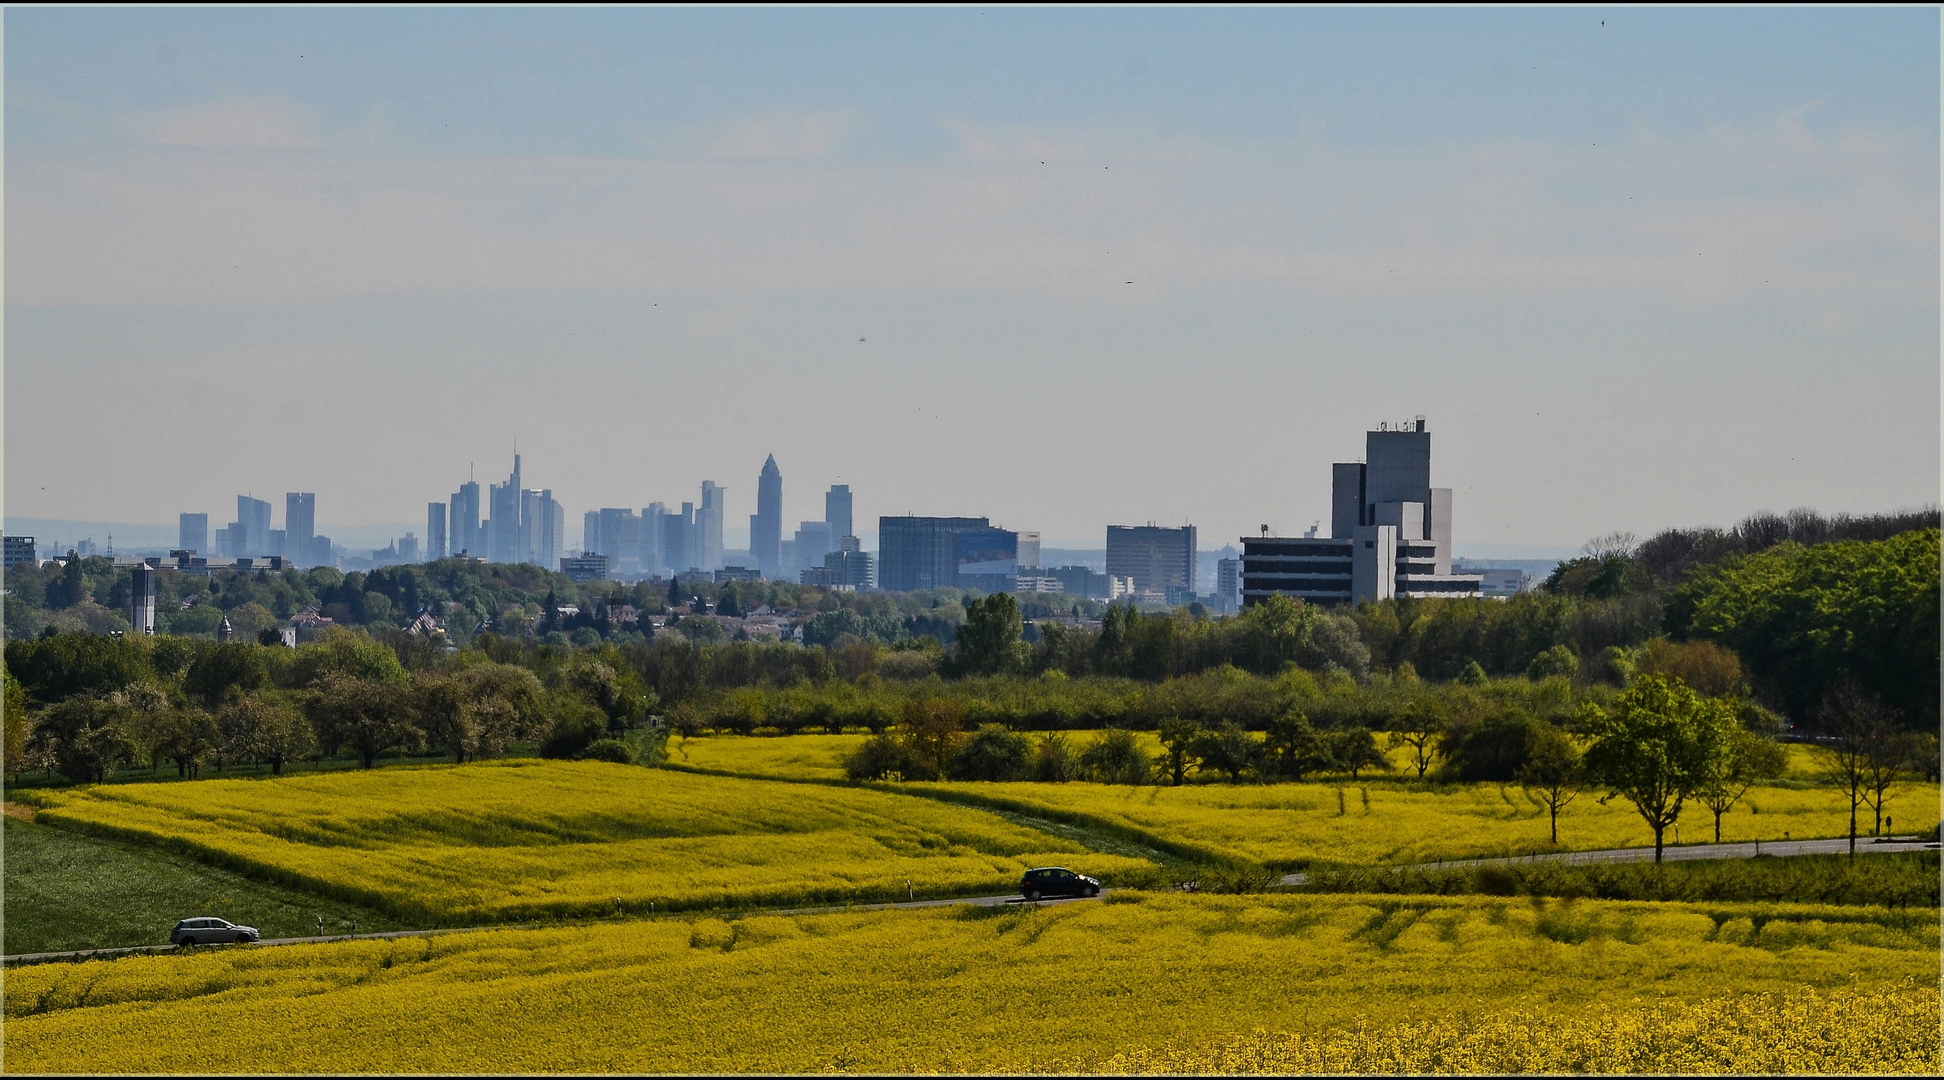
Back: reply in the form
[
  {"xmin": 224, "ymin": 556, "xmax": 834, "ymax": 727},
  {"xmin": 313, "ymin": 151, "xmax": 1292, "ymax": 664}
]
[
  {"xmin": 671, "ymin": 732, "xmax": 1846, "ymax": 785},
  {"xmin": 914, "ymin": 779, "xmax": 1937, "ymax": 868},
  {"xmin": 4, "ymin": 892, "xmax": 1934, "ymax": 1073},
  {"xmin": 1078, "ymin": 981, "xmax": 1940, "ymax": 1074},
  {"xmin": 19, "ymin": 762, "xmax": 1153, "ymax": 921},
  {"xmin": 668, "ymin": 731, "xmax": 872, "ymax": 780},
  {"xmin": 671, "ymin": 733, "xmax": 1939, "ymax": 867}
]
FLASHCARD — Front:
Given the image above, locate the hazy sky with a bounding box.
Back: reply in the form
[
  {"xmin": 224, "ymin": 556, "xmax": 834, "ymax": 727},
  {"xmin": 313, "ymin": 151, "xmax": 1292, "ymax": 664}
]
[{"xmin": 5, "ymin": 8, "xmax": 1937, "ymax": 553}]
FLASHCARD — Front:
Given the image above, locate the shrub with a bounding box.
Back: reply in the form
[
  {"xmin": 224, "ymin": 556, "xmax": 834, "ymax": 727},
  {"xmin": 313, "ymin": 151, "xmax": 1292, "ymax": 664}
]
[
  {"xmin": 1525, "ymin": 645, "xmax": 1580, "ymax": 682},
  {"xmin": 540, "ymin": 700, "xmax": 609, "ymax": 760},
  {"xmin": 1080, "ymin": 728, "xmax": 1152, "ymax": 785},
  {"xmin": 1440, "ymin": 709, "xmax": 1546, "ymax": 782},
  {"xmin": 947, "ymin": 724, "xmax": 1035, "ymax": 782},
  {"xmin": 844, "ymin": 732, "xmax": 929, "ymax": 781},
  {"xmin": 1033, "ymin": 732, "xmax": 1081, "ymax": 782},
  {"xmin": 578, "ymin": 739, "xmax": 635, "ymax": 765}
]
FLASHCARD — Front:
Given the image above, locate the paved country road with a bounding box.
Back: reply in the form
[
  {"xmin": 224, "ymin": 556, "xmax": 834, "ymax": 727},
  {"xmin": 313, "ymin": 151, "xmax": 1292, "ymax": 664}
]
[{"xmin": 5, "ymin": 835, "xmax": 1933, "ymax": 967}]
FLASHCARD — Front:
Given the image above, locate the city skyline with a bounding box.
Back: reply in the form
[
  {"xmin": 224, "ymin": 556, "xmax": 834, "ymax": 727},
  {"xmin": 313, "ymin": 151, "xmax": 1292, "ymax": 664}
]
[
  {"xmin": 6, "ymin": 431, "xmax": 1520, "ymax": 563},
  {"xmin": 5, "ymin": 9, "xmax": 1935, "ymax": 552}
]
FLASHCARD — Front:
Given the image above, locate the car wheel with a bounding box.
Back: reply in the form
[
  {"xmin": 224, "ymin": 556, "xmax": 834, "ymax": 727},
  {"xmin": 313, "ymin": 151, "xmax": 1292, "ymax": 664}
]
[{"xmin": 1025, "ymin": 889, "xmax": 1040, "ymax": 902}]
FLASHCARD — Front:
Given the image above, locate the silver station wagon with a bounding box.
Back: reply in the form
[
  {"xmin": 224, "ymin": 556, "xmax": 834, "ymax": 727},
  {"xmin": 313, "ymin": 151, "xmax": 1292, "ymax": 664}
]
[{"xmin": 170, "ymin": 917, "xmax": 259, "ymax": 946}]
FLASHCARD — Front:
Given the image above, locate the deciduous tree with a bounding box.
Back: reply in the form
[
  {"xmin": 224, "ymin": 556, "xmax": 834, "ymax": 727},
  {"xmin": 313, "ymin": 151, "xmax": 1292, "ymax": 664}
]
[
  {"xmin": 1695, "ymin": 723, "xmax": 1786, "ymax": 842},
  {"xmin": 1191, "ymin": 721, "xmax": 1257, "ymax": 783},
  {"xmin": 1582, "ymin": 675, "xmax": 1734, "ymax": 862},
  {"xmin": 306, "ymin": 674, "xmax": 420, "ymax": 769},
  {"xmin": 1156, "ymin": 717, "xmax": 1202, "ymax": 786},
  {"xmin": 1518, "ymin": 726, "xmax": 1584, "ymax": 845}
]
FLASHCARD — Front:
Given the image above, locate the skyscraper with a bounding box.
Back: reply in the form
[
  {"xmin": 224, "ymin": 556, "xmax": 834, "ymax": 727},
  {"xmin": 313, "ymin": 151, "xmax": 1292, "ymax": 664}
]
[
  {"xmin": 285, "ymin": 493, "xmax": 316, "ymax": 566},
  {"xmin": 825, "ymin": 484, "xmax": 853, "ymax": 545},
  {"xmin": 178, "ymin": 513, "xmax": 208, "ymax": 555},
  {"xmin": 662, "ymin": 502, "xmax": 698, "ymax": 572},
  {"xmin": 791, "ymin": 521, "xmax": 833, "ymax": 577},
  {"xmin": 232, "ymin": 496, "xmax": 272, "ymax": 557},
  {"xmin": 751, "ymin": 455, "xmax": 782, "ymax": 577},
  {"xmin": 451, "ymin": 480, "xmax": 481, "ymax": 556},
  {"xmin": 641, "ymin": 502, "xmax": 667, "ymax": 572},
  {"xmin": 699, "ymin": 481, "xmax": 725, "ymax": 570},
  {"xmin": 520, "ymin": 488, "xmax": 561, "ymax": 568},
  {"xmin": 587, "ymin": 508, "xmax": 640, "ymax": 574},
  {"xmin": 583, "ymin": 510, "xmax": 603, "ymax": 558},
  {"xmin": 428, "ymin": 502, "xmax": 448, "ymax": 560},
  {"xmin": 1017, "ymin": 531, "xmax": 1041, "ymax": 569},
  {"xmin": 487, "ymin": 454, "xmax": 522, "ymax": 563}
]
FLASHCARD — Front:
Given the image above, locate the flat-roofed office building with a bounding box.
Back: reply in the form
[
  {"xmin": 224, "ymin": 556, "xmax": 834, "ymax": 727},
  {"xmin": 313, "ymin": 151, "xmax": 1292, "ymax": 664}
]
[
  {"xmin": 878, "ymin": 515, "xmax": 1014, "ymax": 592},
  {"xmin": 1244, "ymin": 419, "xmax": 1482, "ymax": 606},
  {"xmin": 4, "ymin": 536, "xmax": 38, "ymax": 570},
  {"xmin": 1106, "ymin": 525, "xmax": 1197, "ymax": 601},
  {"xmin": 178, "ymin": 513, "xmax": 208, "ymax": 555}
]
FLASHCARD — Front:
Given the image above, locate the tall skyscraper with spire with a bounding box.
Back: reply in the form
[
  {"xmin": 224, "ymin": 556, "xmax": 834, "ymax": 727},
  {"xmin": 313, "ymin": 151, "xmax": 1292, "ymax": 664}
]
[
  {"xmin": 750, "ymin": 454, "xmax": 783, "ymax": 577},
  {"xmin": 487, "ymin": 453, "xmax": 522, "ymax": 563}
]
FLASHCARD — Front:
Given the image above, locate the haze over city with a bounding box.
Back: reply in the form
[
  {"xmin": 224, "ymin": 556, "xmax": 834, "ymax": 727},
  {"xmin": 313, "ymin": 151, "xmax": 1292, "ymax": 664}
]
[
  {"xmin": 4, "ymin": 8, "xmax": 1938, "ymax": 555},
  {"xmin": 4, "ymin": 11, "xmax": 1941, "ymax": 1077}
]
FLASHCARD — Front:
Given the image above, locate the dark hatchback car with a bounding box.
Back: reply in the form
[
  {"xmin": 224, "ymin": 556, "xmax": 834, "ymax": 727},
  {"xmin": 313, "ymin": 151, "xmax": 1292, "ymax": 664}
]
[
  {"xmin": 170, "ymin": 917, "xmax": 259, "ymax": 946},
  {"xmin": 1020, "ymin": 867, "xmax": 1100, "ymax": 901}
]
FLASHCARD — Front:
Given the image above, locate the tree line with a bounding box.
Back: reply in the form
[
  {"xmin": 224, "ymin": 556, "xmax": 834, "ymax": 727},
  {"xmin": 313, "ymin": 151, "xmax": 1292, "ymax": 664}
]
[
  {"xmin": 5, "ymin": 518, "xmax": 1934, "ymax": 790},
  {"xmin": 3, "ymin": 630, "xmax": 664, "ymax": 785}
]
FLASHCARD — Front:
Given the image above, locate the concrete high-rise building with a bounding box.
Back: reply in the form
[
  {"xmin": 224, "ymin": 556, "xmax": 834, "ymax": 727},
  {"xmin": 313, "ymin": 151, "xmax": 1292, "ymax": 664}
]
[
  {"xmin": 1243, "ymin": 418, "xmax": 1481, "ymax": 606},
  {"xmin": 178, "ymin": 513, "xmax": 209, "ymax": 555},
  {"xmin": 560, "ymin": 552, "xmax": 609, "ymax": 582},
  {"xmin": 428, "ymin": 502, "xmax": 448, "ymax": 560},
  {"xmin": 451, "ymin": 480, "xmax": 481, "ymax": 557},
  {"xmin": 1327, "ymin": 418, "xmax": 1452, "ymax": 574},
  {"xmin": 825, "ymin": 485, "xmax": 853, "ymax": 546},
  {"xmin": 3, "ymin": 536, "xmax": 36, "ymax": 569},
  {"xmin": 750, "ymin": 456, "xmax": 783, "ymax": 577},
  {"xmin": 130, "ymin": 564, "xmax": 158, "ymax": 636},
  {"xmin": 4, "ymin": 536, "xmax": 38, "ymax": 571},
  {"xmin": 1106, "ymin": 525, "xmax": 1197, "ymax": 602},
  {"xmin": 1215, "ymin": 557, "xmax": 1242, "ymax": 615},
  {"xmin": 805, "ymin": 535, "xmax": 874, "ymax": 589},
  {"xmin": 699, "ymin": 481, "xmax": 725, "ymax": 570},
  {"xmin": 285, "ymin": 493, "xmax": 316, "ymax": 565},
  {"xmin": 1017, "ymin": 531, "xmax": 1041, "ymax": 569}
]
